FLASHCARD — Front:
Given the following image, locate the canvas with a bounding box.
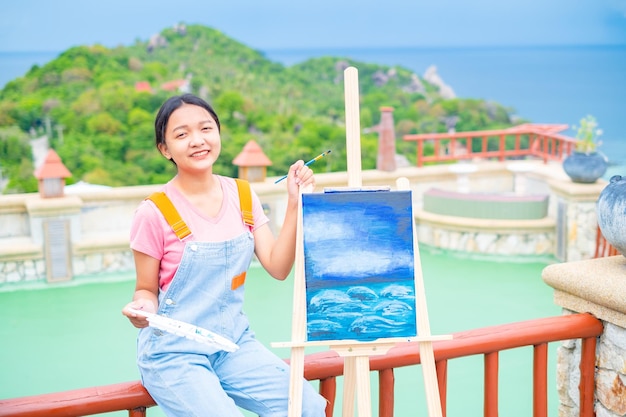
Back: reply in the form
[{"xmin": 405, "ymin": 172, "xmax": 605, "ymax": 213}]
[{"xmin": 302, "ymin": 189, "xmax": 418, "ymax": 342}]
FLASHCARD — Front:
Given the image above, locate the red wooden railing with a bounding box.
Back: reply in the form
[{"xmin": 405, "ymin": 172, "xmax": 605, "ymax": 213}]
[
  {"xmin": 594, "ymin": 225, "xmax": 619, "ymax": 258},
  {"xmin": 403, "ymin": 123, "xmax": 577, "ymax": 167},
  {"xmin": 0, "ymin": 313, "xmax": 603, "ymax": 417}
]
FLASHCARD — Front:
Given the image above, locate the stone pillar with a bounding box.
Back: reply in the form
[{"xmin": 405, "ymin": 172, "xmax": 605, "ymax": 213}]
[
  {"xmin": 542, "ymin": 256, "xmax": 626, "ymax": 417},
  {"xmin": 26, "ymin": 195, "xmax": 82, "ymax": 282},
  {"xmin": 547, "ymin": 178, "xmax": 607, "ymax": 262},
  {"xmin": 376, "ymin": 107, "xmax": 396, "ymax": 172}
]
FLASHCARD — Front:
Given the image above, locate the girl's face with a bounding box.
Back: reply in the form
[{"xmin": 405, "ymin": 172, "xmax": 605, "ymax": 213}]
[{"xmin": 158, "ymin": 103, "xmax": 221, "ymax": 172}]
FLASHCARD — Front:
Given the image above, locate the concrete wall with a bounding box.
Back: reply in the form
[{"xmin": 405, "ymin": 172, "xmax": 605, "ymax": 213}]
[{"xmin": 0, "ymin": 160, "xmax": 608, "ymax": 286}]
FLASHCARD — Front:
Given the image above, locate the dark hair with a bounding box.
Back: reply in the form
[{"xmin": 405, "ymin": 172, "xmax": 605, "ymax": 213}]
[{"xmin": 154, "ymin": 94, "xmax": 221, "ymax": 149}]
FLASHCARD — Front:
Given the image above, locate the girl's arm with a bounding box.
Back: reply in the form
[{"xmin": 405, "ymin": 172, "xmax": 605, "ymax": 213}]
[
  {"xmin": 254, "ymin": 160, "xmax": 314, "ymax": 280},
  {"xmin": 121, "ymin": 250, "xmax": 160, "ymax": 328}
]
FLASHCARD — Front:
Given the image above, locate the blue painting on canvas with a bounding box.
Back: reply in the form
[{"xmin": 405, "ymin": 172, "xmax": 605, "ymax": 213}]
[{"xmin": 302, "ymin": 190, "xmax": 417, "ymax": 342}]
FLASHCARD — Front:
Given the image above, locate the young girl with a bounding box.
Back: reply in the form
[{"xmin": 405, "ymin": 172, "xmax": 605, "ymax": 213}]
[{"xmin": 122, "ymin": 94, "xmax": 327, "ymax": 416}]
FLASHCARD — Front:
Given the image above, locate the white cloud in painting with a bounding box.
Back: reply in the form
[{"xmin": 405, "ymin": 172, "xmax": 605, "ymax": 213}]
[
  {"xmin": 304, "ymin": 209, "xmax": 413, "ymax": 278},
  {"xmin": 304, "ymin": 211, "xmax": 359, "ymax": 241},
  {"xmin": 321, "ymin": 248, "xmax": 410, "ymax": 278}
]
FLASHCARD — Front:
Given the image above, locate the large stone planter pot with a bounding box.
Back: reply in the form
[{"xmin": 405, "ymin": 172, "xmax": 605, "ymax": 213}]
[
  {"xmin": 597, "ymin": 175, "xmax": 626, "ymax": 257},
  {"xmin": 562, "ymin": 151, "xmax": 608, "ymax": 183}
]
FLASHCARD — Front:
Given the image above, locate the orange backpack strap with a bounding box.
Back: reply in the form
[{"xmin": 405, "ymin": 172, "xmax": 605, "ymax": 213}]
[
  {"xmin": 235, "ymin": 178, "xmax": 254, "ymax": 228},
  {"xmin": 146, "ymin": 192, "xmax": 192, "ymax": 240}
]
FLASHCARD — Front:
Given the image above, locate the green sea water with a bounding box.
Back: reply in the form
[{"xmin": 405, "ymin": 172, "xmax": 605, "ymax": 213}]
[{"xmin": 0, "ymin": 246, "xmax": 560, "ymax": 416}]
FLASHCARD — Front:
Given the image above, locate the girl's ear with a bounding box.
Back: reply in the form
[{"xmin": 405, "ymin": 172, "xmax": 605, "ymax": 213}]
[{"xmin": 157, "ymin": 142, "xmax": 171, "ymax": 160}]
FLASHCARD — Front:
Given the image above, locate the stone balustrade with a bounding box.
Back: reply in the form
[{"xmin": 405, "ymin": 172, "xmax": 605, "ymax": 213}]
[
  {"xmin": 0, "ymin": 160, "xmax": 609, "ymax": 285},
  {"xmin": 542, "ymin": 256, "xmax": 626, "ymax": 417}
]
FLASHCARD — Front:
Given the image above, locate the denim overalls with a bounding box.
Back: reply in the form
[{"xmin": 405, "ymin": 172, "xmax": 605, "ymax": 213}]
[{"xmin": 136, "ymin": 190, "xmax": 326, "ymax": 416}]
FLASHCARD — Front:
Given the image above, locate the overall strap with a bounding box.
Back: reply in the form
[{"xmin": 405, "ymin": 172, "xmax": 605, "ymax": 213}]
[
  {"xmin": 146, "ymin": 192, "xmax": 191, "ymax": 240},
  {"xmin": 146, "ymin": 178, "xmax": 254, "ymax": 240},
  {"xmin": 235, "ymin": 178, "xmax": 254, "ymax": 228}
]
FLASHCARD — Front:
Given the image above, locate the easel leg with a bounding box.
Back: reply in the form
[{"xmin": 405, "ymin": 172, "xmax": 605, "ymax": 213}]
[
  {"xmin": 288, "ymin": 346, "xmax": 305, "ymax": 417},
  {"xmin": 354, "ymin": 356, "xmax": 372, "ymax": 417},
  {"xmin": 342, "ymin": 356, "xmax": 356, "ymax": 417},
  {"xmin": 420, "ymin": 341, "xmax": 444, "ymax": 417},
  {"xmin": 342, "ymin": 355, "xmax": 372, "ymax": 417}
]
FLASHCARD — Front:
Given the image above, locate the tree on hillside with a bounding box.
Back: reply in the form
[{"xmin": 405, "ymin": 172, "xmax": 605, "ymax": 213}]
[{"xmin": 0, "ymin": 24, "xmax": 518, "ymax": 193}]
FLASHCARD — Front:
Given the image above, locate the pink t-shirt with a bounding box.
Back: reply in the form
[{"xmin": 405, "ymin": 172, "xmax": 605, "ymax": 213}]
[{"xmin": 130, "ymin": 175, "xmax": 269, "ymax": 290}]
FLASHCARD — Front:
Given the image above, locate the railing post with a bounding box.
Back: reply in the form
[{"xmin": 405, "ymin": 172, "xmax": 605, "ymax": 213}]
[
  {"xmin": 498, "ymin": 134, "xmax": 506, "ymax": 161},
  {"xmin": 533, "ymin": 343, "xmax": 548, "ymax": 417},
  {"xmin": 579, "ymin": 336, "xmax": 598, "ymax": 417},
  {"xmin": 484, "ymin": 352, "xmax": 499, "ymax": 417},
  {"xmin": 129, "ymin": 407, "xmax": 147, "ymax": 417},
  {"xmin": 436, "ymin": 360, "xmax": 448, "ymax": 417},
  {"xmin": 378, "ymin": 368, "xmax": 395, "ymax": 417},
  {"xmin": 319, "ymin": 377, "xmax": 337, "ymax": 417},
  {"xmin": 417, "ymin": 140, "xmax": 424, "ymax": 167}
]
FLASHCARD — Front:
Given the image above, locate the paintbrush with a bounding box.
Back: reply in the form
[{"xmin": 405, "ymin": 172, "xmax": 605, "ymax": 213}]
[{"xmin": 274, "ymin": 150, "xmax": 331, "ymax": 184}]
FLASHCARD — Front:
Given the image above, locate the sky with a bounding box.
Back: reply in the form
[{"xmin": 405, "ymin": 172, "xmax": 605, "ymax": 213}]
[{"xmin": 1, "ymin": 0, "xmax": 625, "ymax": 52}]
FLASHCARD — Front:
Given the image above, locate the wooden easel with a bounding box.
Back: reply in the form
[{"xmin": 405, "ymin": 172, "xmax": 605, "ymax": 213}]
[{"xmin": 273, "ymin": 67, "xmax": 449, "ymax": 417}]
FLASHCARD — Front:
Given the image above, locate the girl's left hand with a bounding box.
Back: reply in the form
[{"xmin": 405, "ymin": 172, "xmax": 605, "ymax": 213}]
[{"xmin": 287, "ymin": 160, "xmax": 315, "ymax": 197}]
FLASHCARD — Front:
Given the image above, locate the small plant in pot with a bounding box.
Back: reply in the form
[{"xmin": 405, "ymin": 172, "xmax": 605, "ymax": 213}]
[
  {"xmin": 574, "ymin": 115, "xmax": 603, "ymax": 153},
  {"xmin": 562, "ymin": 115, "xmax": 609, "ymax": 183}
]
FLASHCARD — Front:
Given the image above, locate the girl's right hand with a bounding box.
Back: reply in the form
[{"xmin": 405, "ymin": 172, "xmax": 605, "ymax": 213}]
[{"xmin": 121, "ymin": 299, "xmax": 156, "ymax": 329}]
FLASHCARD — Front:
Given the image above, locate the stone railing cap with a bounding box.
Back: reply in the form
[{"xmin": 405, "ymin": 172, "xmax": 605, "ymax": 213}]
[{"xmin": 542, "ymin": 256, "xmax": 626, "ymax": 326}]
